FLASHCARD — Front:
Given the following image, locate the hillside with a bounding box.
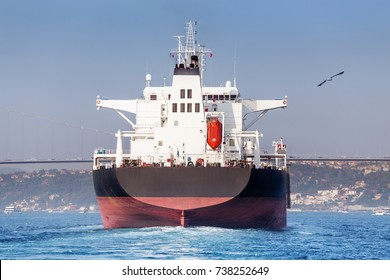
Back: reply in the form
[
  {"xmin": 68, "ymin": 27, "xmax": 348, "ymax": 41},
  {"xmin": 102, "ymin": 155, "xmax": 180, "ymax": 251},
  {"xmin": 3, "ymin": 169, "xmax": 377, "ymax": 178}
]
[
  {"xmin": 0, "ymin": 169, "xmax": 96, "ymax": 211},
  {"xmin": 289, "ymin": 161, "xmax": 390, "ymax": 211}
]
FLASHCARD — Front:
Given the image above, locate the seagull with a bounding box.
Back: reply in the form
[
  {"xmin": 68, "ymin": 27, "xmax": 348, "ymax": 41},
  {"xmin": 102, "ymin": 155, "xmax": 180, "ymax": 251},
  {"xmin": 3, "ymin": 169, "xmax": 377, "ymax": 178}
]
[{"xmin": 317, "ymin": 71, "xmax": 344, "ymax": 87}]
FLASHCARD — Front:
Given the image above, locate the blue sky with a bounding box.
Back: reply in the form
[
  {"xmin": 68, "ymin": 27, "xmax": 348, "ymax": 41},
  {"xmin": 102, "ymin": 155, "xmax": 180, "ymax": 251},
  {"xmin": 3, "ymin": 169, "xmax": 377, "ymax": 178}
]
[{"xmin": 1, "ymin": 0, "xmax": 390, "ymax": 160}]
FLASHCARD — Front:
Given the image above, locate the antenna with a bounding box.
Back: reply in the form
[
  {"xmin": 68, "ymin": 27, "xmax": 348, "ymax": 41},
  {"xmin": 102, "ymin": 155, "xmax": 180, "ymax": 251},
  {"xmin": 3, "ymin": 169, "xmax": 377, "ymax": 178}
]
[
  {"xmin": 170, "ymin": 21, "xmax": 212, "ymax": 85},
  {"xmin": 233, "ymin": 43, "xmax": 237, "ymax": 88},
  {"xmin": 185, "ymin": 22, "xmax": 196, "ymax": 59},
  {"xmin": 172, "ymin": 35, "xmax": 184, "ymax": 65}
]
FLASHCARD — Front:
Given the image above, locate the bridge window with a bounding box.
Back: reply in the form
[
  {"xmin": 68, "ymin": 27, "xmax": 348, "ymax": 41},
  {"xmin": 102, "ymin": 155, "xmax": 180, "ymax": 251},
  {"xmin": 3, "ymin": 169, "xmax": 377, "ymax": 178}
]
[
  {"xmin": 195, "ymin": 103, "xmax": 200, "ymax": 112},
  {"xmin": 150, "ymin": 94, "xmax": 157, "ymax": 101},
  {"xmin": 180, "ymin": 89, "xmax": 185, "ymax": 98},
  {"xmin": 187, "ymin": 89, "xmax": 192, "ymax": 99}
]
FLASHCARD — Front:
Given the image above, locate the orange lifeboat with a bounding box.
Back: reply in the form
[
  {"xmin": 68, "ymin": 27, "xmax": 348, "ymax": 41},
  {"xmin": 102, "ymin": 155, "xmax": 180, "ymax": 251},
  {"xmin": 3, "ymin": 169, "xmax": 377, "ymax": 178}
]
[{"xmin": 207, "ymin": 118, "xmax": 222, "ymax": 150}]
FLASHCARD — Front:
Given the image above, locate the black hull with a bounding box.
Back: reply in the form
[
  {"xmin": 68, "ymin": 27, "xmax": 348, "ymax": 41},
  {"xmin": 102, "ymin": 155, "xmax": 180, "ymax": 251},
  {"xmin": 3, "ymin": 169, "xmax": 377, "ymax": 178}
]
[{"xmin": 93, "ymin": 167, "xmax": 288, "ymax": 229}]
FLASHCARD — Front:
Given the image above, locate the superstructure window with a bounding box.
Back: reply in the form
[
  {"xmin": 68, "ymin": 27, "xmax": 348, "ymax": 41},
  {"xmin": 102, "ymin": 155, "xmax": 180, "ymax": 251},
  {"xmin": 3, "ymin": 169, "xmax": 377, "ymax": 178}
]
[
  {"xmin": 180, "ymin": 89, "xmax": 185, "ymax": 98},
  {"xmin": 195, "ymin": 103, "xmax": 200, "ymax": 112},
  {"xmin": 187, "ymin": 89, "xmax": 192, "ymax": 99},
  {"xmin": 229, "ymin": 139, "xmax": 235, "ymax": 146},
  {"xmin": 187, "ymin": 103, "xmax": 192, "ymax": 112},
  {"xmin": 150, "ymin": 94, "xmax": 157, "ymax": 101},
  {"xmin": 180, "ymin": 103, "xmax": 185, "ymax": 112},
  {"xmin": 172, "ymin": 103, "xmax": 177, "ymax": 112}
]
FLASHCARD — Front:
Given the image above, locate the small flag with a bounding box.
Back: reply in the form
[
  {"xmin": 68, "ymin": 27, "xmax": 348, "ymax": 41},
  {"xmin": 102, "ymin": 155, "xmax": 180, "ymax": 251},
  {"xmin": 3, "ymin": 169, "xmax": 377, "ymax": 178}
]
[{"xmin": 210, "ymin": 53, "xmax": 213, "ymax": 58}]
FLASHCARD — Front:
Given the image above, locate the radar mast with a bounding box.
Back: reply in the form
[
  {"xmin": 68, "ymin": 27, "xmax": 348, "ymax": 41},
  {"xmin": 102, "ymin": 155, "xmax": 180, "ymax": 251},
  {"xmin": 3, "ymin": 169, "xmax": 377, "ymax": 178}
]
[{"xmin": 170, "ymin": 21, "xmax": 211, "ymax": 85}]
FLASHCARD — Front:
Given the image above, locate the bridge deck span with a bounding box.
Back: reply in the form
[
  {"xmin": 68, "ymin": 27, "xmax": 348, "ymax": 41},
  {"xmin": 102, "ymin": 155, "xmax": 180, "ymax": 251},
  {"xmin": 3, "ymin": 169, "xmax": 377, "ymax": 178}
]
[{"xmin": 1, "ymin": 157, "xmax": 390, "ymax": 165}]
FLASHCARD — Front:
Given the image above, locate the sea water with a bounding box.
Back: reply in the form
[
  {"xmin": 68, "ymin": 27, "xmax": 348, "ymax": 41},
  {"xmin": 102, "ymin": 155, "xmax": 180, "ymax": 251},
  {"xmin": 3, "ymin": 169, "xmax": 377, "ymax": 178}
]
[{"xmin": 1, "ymin": 211, "xmax": 390, "ymax": 260}]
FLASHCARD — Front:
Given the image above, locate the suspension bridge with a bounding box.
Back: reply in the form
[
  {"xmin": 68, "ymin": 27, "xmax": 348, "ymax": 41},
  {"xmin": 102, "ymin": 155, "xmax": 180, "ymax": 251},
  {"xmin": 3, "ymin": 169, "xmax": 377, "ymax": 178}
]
[{"xmin": 0, "ymin": 107, "xmax": 114, "ymax": 164}]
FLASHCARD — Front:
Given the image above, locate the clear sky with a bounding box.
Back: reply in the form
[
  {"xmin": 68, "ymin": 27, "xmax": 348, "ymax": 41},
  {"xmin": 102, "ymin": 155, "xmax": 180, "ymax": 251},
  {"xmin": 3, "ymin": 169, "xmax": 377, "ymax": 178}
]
[{"xmin": 1, "ymin": 0, "xmax": 390, "ymax": 160}]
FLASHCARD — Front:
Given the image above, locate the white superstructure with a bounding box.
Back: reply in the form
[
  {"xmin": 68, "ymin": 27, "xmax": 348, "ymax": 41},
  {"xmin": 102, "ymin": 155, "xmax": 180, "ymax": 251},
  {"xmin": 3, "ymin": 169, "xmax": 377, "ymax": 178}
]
[
  {"xmin": 93, "ymin": 21, "xmax": 287, "ymax": 170},
  {"xmin": 4, "ymin": 205, "xmax": 22, "ymax": 214}
]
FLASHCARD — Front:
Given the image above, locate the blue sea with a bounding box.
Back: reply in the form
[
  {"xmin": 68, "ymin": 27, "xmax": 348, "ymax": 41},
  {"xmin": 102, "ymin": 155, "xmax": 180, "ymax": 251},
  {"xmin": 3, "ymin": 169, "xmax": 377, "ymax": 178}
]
[{"xmin": 1, "ymin": 211, "xmax": 390, "ymax": 260}]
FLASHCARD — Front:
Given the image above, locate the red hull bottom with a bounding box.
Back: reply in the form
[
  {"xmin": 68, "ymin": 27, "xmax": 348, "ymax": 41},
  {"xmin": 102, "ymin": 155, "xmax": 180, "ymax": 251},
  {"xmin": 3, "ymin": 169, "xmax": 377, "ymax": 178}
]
[{"xmin": 96, "ymin": 196, "xmax": 286, "ymax": 229}]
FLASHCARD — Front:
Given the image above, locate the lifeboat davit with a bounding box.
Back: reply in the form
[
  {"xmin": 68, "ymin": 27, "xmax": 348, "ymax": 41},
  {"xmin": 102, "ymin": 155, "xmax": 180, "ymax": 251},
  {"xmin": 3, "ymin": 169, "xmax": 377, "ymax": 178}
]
[{"xmin": 207, "ymin": 118, "xmax": 222, "ymax": 150}]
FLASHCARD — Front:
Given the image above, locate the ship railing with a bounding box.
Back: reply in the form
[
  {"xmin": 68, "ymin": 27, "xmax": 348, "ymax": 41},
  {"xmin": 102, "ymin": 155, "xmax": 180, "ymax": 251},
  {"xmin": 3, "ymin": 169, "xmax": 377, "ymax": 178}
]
[
  {"xmin": 93, "ymin": 150, "xmax": 131, "ymax": 170},
  {"xmin": 260, "ymin": 154, "xmax": 287, "ymax": 170},
  {"xmin": 93, "ymin": 150, "xmax": 287, "ymax": 170},
  {"xmin": 93, "ymin": 154, "xmax": 116, "ymax": 170}
]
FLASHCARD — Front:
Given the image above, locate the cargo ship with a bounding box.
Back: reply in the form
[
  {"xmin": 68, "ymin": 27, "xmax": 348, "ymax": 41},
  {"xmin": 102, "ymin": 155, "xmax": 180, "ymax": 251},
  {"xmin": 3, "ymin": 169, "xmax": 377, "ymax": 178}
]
[{"xmin": 93, "ymin": 22, "xmax": 290, "ymax": 229}]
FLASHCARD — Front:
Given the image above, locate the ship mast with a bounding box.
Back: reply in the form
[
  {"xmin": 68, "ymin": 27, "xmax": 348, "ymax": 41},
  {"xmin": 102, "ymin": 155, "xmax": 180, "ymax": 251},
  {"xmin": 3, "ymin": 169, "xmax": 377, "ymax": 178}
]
[
  {"xmin": 173, "ymin": 35, "xmax": 184, "ymax": 65},
  {"xmin": 171, "ymin": 21, "xmax": 211, "ymax": 85},
  {"xmin": 185, "ymin": 21, "xmax": 196, "ymax": 59}
]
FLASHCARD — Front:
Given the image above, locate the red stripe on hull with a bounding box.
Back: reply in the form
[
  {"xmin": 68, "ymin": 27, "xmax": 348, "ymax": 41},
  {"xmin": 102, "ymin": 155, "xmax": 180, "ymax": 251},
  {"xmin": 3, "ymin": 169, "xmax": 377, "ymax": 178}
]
[
  {"xmin": 96, "ymin": 196, "xmax": 286, "ymax": 229},
  {"xmin": 133, "ymin": 197, "xmax": 232, "ymax": 210}
]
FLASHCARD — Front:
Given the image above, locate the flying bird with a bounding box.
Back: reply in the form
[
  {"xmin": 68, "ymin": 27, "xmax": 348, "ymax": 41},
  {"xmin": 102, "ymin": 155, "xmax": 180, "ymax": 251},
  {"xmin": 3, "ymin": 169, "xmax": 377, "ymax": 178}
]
[{"xmin": 317, "ymin": 71, "xmax": 344, "ymax": 87}]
